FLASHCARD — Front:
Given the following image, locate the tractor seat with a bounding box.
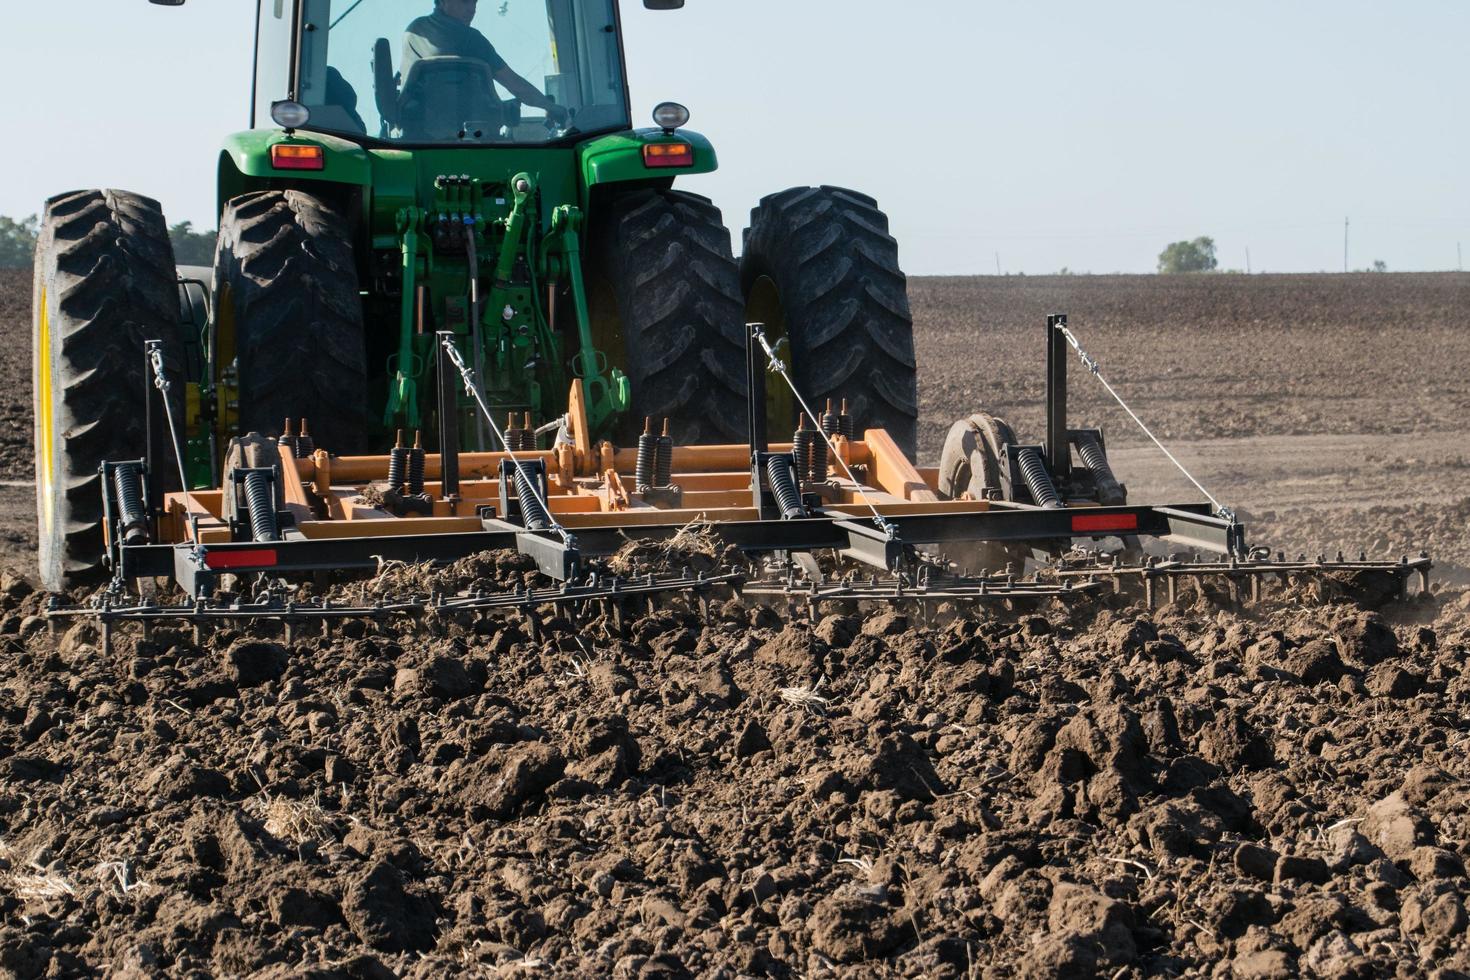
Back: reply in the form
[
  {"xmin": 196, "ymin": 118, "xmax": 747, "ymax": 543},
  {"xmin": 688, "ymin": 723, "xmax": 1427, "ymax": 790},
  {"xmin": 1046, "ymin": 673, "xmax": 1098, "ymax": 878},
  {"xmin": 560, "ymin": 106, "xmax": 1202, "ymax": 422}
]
[{"xmin": 398, "ymin": 56, "xmax": 504, "ymax": 142}]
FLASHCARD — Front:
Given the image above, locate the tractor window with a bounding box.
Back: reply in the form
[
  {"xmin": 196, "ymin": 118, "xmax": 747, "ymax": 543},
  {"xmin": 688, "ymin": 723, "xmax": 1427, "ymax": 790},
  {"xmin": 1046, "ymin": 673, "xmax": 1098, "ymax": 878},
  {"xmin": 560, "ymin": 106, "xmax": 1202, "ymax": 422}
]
[
  {"xmin": 252, "ymin": 0, "xmax": 296, "ymax": 129},
  {"xmin": 283, "ymin": 0, "xmax": 630, "ymax": 144}
]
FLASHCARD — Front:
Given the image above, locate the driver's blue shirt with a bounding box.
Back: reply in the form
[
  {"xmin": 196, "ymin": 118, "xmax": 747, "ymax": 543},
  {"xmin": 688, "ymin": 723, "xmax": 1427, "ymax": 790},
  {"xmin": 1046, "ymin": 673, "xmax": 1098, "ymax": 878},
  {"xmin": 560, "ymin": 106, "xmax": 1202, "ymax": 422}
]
[{"xmin": 402, "ymin": 11, "xmax": 508, "ymax": 80}]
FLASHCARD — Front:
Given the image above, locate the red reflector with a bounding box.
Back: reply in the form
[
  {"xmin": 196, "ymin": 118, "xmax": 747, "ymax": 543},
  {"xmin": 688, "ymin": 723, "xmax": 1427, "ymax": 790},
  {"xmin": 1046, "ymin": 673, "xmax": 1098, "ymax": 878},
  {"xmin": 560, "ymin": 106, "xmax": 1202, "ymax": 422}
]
[
  {"xmin": 1071, "ymin": 513, "xmax": 1140, "ymax": 533},
  {"xmin": 204, "ymin": 548, "xmax": 279, "ymax": 570},
  {"xmin": 270, "ymin": 144, "xmax": 325, "ymax": 170},
  {"xmin": 642, "ymin": 142, "xmax": 693, "ymax": 168}
]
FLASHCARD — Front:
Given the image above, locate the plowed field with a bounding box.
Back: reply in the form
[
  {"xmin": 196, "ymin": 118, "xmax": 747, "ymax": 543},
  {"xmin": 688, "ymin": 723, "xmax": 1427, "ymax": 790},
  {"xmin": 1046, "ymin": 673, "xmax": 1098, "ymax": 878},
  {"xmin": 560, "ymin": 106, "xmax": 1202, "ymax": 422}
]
[{"xmin": 1, "ymin": 269, "xmax": 1468, "ymax": 978}]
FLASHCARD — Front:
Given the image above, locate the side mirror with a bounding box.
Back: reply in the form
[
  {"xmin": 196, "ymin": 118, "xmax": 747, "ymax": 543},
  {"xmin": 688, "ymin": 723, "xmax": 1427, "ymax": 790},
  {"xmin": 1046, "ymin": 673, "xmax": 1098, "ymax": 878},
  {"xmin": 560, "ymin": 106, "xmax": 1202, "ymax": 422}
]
[{"xmin": 643, "ymin": 0, "xmax": 684, "ymax": 8}]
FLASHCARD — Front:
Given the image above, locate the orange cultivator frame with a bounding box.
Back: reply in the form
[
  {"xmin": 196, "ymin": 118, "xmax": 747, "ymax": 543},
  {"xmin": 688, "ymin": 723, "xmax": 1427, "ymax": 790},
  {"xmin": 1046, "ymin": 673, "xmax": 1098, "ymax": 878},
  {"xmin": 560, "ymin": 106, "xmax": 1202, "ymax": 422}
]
[{"xmin": 104, "ymin": 324, "xmax": 1249, "ymax": 598}]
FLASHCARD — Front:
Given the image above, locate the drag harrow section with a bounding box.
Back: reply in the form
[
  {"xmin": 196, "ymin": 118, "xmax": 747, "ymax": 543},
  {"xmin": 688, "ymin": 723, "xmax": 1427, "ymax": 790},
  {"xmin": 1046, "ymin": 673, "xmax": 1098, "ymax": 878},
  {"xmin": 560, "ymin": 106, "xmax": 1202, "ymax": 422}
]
[
  {"xmin": 1053, "ymin": 551, "xmax": 1433, "ymax": 609},
  {"xmin": 743, "ymin": 566, "xmax": 1110, "ymax": 621},
  {"xmin": 45, "ymin": 570, "xmax": 743, "ymax": 655},
  {"xmin": 74, "ymin": 315, "xmax": 1429, "ymax": 629}
]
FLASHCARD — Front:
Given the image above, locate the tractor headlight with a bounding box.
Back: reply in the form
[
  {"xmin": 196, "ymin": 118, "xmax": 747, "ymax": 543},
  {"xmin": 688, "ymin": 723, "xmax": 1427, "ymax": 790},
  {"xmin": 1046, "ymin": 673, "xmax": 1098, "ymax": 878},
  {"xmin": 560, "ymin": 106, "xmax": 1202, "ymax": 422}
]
[
  {"xmin": 652, "ymin": 102, "xmax": 690, "ymax": 132},
  {"xmin": 271, "ymin": 100, "xmax": 312, "ymax": 130}
]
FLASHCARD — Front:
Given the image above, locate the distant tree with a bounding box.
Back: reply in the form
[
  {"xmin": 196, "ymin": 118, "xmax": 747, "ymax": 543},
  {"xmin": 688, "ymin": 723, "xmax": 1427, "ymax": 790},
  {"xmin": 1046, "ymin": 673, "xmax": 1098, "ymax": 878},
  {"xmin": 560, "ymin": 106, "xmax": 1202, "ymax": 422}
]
[
  {"xmin": 1157, "ymin": 236, "xmax": 1218, "ymax": 274},
  {"xmin": 169, "ymin": 221, "xmax": 218, "ymax": 266},
  {"xmin": 1372, "ymin": 259, "xmax": 1387, "ymax": 273},
  {"xmin": 0, "ymin": 214, "xmax": 38, "ymax": 269}
]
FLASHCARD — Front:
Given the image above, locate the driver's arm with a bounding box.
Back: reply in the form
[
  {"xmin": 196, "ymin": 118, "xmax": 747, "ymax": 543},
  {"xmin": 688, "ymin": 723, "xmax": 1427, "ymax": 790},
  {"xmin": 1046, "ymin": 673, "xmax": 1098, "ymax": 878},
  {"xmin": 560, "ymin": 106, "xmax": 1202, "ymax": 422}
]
[{"xmin": 494, "ymin": 65, "xmax": 566, "ymax": 121}]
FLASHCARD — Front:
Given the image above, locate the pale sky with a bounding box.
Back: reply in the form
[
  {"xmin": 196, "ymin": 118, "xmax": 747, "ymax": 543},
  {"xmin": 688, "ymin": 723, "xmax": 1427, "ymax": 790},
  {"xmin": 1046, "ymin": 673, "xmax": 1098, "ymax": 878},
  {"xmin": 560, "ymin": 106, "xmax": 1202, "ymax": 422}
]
[{"xmin": 2, "ymin": 1, "xmax": 1466, "ymax": 275}]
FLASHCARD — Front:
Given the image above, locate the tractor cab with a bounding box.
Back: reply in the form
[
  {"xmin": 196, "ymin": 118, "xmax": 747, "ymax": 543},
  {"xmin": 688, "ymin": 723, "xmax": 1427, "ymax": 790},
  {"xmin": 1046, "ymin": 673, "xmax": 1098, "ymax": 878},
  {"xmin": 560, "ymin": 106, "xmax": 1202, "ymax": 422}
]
[{"xmin": 253, "ymin": 0, "xmax": 633, "ymax": 145}]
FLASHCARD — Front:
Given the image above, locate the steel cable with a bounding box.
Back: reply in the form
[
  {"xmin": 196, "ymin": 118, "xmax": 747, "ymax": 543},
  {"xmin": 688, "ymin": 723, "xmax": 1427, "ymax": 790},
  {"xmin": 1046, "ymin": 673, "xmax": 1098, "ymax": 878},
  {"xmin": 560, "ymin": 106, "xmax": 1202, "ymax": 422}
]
[
  {"xmin": 438, "ymin": 335, "xmax": 573, "ymax": 544},
  {"xmin": 750, "ymin": 326, "xmax": 897, "ymax": 539},
  {"xmin": 146, "ymin": 344, "xmax": 191, "ymax": 495},
  {"xmin": 1055, "ymin": 324, "xmax": 1235, "ymax": 522}
]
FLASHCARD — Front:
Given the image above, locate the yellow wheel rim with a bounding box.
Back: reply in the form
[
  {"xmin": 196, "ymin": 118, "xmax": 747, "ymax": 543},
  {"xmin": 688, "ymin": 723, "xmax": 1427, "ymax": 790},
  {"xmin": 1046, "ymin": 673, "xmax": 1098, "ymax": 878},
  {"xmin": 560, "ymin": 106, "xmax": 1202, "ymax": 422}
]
[{"xmin": 36, "ymin": 285, "xmax": 54, "ymax": 539}]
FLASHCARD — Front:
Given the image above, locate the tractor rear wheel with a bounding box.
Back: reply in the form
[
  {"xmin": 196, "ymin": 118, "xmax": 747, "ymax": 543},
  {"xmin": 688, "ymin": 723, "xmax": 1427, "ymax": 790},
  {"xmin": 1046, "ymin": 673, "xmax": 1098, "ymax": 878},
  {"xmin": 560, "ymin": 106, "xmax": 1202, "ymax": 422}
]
[
  {"xmin": 937, "ymin": 413, "xmax": 1026, "ymax": 574},
  {"xmin": 741, "ymin": 186, "xmax": 919, "ymax": 457},
  {"xmin": 592, "ymin": 189, "xmax": 747, "ymax": 445},
  {"xmin": 32, "ymin": 190, "xmax": 184, "ymax": 592},
  {"xmin": 213, "ymin": 190, "xmax": 368, "ymax": 456}
]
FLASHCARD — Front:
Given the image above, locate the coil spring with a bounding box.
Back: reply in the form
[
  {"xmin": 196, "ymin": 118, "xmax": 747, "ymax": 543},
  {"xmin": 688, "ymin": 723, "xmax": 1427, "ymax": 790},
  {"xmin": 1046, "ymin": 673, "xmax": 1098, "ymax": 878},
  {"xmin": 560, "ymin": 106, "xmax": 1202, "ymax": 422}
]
[
  {"xmin": 280, "ymin": 418, "xmax": 297, "ymax": 459},
  {"xmin": 244, "ymin": 470, "xmax": 279, "ymax": 542},
  {"xmin": 407, "ymin": 447, "xmax": 427, "ymax": 496},
  {"xmin": 654, "ymin": 421, "xmax": 673, "ymax": 488},
  {"xmin": 792, "ymin": 424, "xmax": 817, "ymax": 483},
  {"xmin": 387, "ymin": 447, "xmax": 410, "ymax": 494},
  {"xmin": 113, "ymin": 463, "xmax": 148, "ymax": 545},
  {"xmin": 295, "ymin": 420, "xmax": 314, "ymax": 459},
  {"xmin": 809, "ymin": 429, "xmax": 828, "ymax": 482},
  {"xmin": 1015, "ymin": 447, "xmax": 1063, "ymax": 509},
  {"xmin": 838, "ymin": 399, "xmax": 854, "ymax": 439},
  {"xmin": 819, "ymin": 399, "xmax": 840, "ymax": 438},
  {"xmin": 766, "ymin": 455, "xmax": 805, "ymax": 520},
  {"xmin": 1075, "ymin": 433, "xmax": 1126, "ymax": 506},
  {"xmin": 635, "ymin": 419, "xmax": 656, "ymax": 491},
  {"xmin": 514, "ymin": 464, "xmax": 553, "ymax": 530},
  {"xmin": 520, "ymin": 413, "xmax": 537, "ymax": 452},
  {"xmin": 504, "ymin": 413, "xmax": 524, "ymax": 453}
]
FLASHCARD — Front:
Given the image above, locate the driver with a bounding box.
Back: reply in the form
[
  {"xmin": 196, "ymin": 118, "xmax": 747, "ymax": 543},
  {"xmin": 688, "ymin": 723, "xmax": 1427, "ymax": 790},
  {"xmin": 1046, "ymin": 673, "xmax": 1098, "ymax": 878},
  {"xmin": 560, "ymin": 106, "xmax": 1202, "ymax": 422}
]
[{"xmin": 403, "ymin": 0, "xmax": 569, "ymax": 126}]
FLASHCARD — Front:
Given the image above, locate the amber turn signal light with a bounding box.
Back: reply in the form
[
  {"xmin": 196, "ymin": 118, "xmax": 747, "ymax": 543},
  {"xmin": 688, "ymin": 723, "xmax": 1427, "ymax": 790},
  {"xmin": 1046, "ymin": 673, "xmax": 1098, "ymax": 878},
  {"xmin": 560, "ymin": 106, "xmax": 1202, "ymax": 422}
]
[
  {"xmin": 642, "ymin": 142, "xmax": 693, "ymax": 168},
  {"xmin": 270, "ymin": 144, "xmax": 325, "ymax": 171}
]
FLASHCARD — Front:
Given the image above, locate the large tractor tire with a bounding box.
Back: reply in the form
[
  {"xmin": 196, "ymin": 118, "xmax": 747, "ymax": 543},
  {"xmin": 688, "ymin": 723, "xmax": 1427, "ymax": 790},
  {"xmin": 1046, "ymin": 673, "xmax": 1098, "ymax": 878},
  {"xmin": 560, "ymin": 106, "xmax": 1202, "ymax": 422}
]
[
  {"xmin": 213, "ymin": 190, "xmax": 368, "ymax": 456},
  {"xmin": 32, "ymin": 190, "xmax": 184, "ymax": 592},
  {"xmin": 592, "ymin": 189, "xmax": 747, "ymax": 446},
  {"xmin": 741, "ymin": 186, "xmax": 919, "ymax": 457},
  {"xmin": 937, "ymin": 412, "xmax": 1026, "ymax": 574}
]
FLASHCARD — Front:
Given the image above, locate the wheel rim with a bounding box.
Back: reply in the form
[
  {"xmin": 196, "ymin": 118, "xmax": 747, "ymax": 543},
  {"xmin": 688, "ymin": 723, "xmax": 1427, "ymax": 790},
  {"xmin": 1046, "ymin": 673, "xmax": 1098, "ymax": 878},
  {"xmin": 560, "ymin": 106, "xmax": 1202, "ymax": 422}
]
[{"xmin": 35, "ymin": 286, "xmax": 55, "ymax": 544}]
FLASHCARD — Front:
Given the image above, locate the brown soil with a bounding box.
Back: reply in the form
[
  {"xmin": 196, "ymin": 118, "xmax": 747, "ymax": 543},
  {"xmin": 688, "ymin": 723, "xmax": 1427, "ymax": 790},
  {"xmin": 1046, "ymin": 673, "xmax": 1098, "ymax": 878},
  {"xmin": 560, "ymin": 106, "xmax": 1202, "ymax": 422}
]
[
  {"xmin": 1, "ymin": 562, "xmax": 1468, "ymax": 977},
  {"xmin": 1, "ymin": 270, "xmax": 1469, "ymax": 977},
  {"xmin": 0, "ymin": 270, "xmax": 32, "ymax": 483},
  {"xmin": 912, "ymin": 272, "xmax": 1470, "ymax": 458}
]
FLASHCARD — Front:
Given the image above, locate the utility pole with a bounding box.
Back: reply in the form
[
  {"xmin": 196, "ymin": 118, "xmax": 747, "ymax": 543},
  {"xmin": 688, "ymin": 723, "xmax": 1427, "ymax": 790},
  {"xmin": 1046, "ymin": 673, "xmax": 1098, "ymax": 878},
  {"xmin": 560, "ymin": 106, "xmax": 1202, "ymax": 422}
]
[
  {"xmin": 994, "ymin": 251, "xmax": 1002, "ymax": 276},
  {"xmin": 1343, "ymin": 217, "xmax": 1349, "ymax": 273}
]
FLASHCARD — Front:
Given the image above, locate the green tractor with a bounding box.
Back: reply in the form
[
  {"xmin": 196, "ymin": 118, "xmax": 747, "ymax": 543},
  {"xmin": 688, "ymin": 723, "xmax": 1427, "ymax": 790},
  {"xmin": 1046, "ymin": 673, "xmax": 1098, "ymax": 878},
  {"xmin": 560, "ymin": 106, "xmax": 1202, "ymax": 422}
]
[{"xmin": 32, "ymin": 0, "xmax": 917, "ymax": 592}]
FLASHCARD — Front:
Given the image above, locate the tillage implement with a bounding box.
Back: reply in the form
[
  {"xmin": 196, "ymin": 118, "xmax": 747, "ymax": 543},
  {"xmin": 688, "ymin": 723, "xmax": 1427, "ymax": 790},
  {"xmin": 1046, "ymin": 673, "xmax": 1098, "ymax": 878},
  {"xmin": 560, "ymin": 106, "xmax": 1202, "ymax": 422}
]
[{"xmin": 34, "ymin": 0, "xmax": 1429, "ymax": 635}]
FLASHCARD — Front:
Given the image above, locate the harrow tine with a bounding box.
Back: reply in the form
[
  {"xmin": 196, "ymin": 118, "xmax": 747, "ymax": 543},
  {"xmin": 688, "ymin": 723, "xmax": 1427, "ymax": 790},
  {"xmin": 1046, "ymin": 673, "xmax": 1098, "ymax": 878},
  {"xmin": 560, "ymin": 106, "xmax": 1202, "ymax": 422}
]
[{"xmin": 1049, "ymin": 551, "xmax": 1432, "ymax": 608}]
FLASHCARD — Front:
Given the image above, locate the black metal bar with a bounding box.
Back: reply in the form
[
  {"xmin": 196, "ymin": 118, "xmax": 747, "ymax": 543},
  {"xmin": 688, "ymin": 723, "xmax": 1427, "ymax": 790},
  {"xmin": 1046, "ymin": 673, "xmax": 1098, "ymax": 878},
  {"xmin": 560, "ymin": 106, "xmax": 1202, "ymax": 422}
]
[
  {"xmin": 746, "ymin": 322, "xmax": 767, "ymax": 455},
  {"xmin": 435, "ymin": 331, "xmax": 461, "ymax": 499},
  {"xmin": 1152, "ymin": 506, "xmax": 1245, "ymax": 555},
  {"xmin": 124, "ymin": 500, "xmax": 1232, "ymax": 593},
  {"xmin": 1046, "ymin": 313, "xmax": 1070, "ymax": 480},
  {"xmin": 834, "ymin": 518, "xmax": 907, "ymax": 571},
  {"xmin": 143, "ymin": 343, "xmax": 165, "ymax": 534}
]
